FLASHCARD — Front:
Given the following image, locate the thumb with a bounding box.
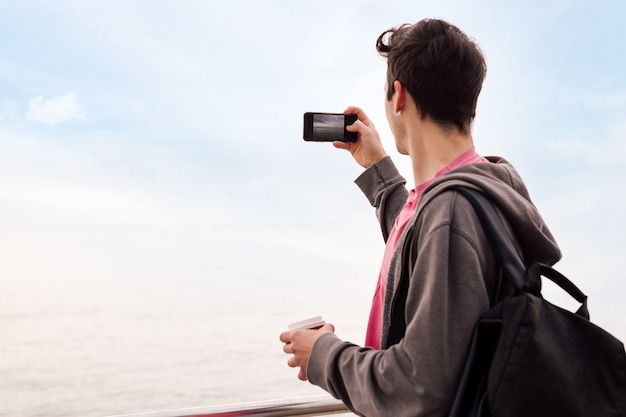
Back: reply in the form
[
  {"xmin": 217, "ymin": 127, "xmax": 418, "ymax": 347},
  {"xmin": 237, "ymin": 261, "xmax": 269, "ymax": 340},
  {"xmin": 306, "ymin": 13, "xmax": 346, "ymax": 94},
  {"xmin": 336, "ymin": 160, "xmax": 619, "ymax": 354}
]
[
  {"xmin": 345, "ymin": 119, "xmax": 362, "ymax": 132},
  {"xmin": 319, "ymin": 323, "xmax": 335, "ymax": 333}
]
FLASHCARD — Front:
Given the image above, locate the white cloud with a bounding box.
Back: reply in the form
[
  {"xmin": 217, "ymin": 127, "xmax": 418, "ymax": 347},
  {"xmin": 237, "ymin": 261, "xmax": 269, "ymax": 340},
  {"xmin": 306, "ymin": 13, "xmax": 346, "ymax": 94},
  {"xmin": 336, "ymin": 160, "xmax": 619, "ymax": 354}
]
[{"xmin": 25, "ymin": 91, "xmax": 86, "ymax": 126}]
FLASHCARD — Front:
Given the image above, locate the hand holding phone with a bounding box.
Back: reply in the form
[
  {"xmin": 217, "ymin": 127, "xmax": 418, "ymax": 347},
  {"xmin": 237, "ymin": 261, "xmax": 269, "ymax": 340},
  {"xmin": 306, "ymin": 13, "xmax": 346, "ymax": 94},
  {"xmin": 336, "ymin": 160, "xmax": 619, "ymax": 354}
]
[
  {"xmin": 332, "ymin": 106, "xmax": 388, "ymax": 169},
  {"xmin": 303, "ymin": 112, "xmax": 357, "ymax": 142}
]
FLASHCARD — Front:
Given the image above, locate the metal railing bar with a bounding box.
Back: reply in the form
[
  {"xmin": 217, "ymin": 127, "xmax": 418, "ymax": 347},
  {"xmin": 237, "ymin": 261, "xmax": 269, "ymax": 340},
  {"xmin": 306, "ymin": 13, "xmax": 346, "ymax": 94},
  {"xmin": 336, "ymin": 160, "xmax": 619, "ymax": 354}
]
[{"xmin": 105, "ymin": 394, "xmax": 351, "ymax": 417}]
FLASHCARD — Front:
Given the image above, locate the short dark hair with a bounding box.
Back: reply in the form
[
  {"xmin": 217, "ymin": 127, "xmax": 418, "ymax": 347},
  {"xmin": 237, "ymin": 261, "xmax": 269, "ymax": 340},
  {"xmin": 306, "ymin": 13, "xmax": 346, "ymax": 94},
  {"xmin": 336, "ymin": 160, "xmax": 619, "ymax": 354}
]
[{"xmin": 376, "ymin": 19, "xmax": 486, "ymax": 133}]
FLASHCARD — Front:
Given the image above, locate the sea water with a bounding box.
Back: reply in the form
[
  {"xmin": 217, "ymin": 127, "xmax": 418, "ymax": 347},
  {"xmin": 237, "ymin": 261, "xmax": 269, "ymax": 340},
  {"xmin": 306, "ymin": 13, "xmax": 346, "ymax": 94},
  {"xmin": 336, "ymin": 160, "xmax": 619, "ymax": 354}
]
[
  {"xmin": 0, "ymin": 222, "xmax": 379, "ymax": 417},
  {"xmin": 1, "ymin": 275, "xmax": 373, "ymax": 416}
]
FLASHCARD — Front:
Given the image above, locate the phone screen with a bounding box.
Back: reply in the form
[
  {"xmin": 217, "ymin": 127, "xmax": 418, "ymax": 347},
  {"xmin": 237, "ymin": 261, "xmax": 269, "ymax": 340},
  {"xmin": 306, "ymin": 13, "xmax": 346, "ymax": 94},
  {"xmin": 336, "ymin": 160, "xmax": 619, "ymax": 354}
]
[{"xmin": 312, "ymin": 113, "xmax": 344, "ymax": 138}]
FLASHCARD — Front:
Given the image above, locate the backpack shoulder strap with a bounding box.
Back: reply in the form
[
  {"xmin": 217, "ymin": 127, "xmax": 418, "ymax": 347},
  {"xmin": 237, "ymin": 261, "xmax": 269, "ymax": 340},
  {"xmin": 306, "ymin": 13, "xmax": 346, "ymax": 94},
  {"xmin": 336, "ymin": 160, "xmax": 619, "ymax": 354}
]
[
  {"xmin": 451, "ymin": 186, "xmax": 528, "ymax": 294},
  {"xmin": 453, "ymin": 186, "xmax": 589, "ymax": 318}
]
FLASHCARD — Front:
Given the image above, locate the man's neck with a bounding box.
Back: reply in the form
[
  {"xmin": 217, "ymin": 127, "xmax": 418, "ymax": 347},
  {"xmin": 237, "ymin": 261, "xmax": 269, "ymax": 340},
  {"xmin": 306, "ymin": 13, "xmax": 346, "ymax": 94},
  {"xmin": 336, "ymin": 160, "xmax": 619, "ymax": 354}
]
[{"xmin": 407, "ymin": 120, "xmax": 474, "ymax": 186}]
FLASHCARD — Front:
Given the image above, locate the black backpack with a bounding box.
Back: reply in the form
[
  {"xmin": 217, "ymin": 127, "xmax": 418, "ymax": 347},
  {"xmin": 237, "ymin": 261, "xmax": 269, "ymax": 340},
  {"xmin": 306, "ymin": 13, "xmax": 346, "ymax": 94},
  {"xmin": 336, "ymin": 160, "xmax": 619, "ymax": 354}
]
[{"xmin": 393, "ymin": 186, "xmax": 626, "ymax": 416}]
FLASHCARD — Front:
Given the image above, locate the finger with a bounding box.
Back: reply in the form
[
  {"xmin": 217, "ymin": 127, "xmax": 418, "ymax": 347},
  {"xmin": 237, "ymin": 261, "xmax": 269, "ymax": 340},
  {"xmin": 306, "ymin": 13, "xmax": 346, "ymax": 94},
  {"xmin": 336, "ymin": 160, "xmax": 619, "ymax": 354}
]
[
  {"xmin": 345, "ymin": 120, "xmax": 359, "ymax": 131},
  {"xmin": 345, "ymin": 119, "xmax": 368, "ymax": 136},
  {"xmin": 287, "ymin": 356, "xmax": 298, "ymax": 368},
  {"xmin": 344, "ymin": 106, "xmax": 373, "ymax": 127},
  {"xmin": 343, "ymin": 105, "xmax": 361, "ymax": 114},
  {"xmin": 332, "ymin": 141, "xmax": 351, "ymax": 150},
  {"xmin": 279, "ymin": 331, "xmax": 292, "ymax": 343},
  {"xmin": 321, "ymin": 322, "xmax": 335, "ymax": 333},
  {"xmin": 317, "ymin": 323, "xmax": 335, "ymax": 334},
  {"xmin": 298, "ymin": 367, "xmax": 308, "ymax": 381},
  {"xmin": 344, "ymin": 105, "xmax": 364, "ymax": 119},
  {"xmin": 283, "ymin": 343, "xmax": 292, "ymax": 354}
]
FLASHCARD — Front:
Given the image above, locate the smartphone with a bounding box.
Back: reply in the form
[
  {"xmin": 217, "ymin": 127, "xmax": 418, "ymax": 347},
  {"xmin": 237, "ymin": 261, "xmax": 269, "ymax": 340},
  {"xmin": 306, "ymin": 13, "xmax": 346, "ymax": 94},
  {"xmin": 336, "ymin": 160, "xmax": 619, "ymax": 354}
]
[{"xmin": 303, "ymin": 112, "xmax": 358, "ymax": 142}]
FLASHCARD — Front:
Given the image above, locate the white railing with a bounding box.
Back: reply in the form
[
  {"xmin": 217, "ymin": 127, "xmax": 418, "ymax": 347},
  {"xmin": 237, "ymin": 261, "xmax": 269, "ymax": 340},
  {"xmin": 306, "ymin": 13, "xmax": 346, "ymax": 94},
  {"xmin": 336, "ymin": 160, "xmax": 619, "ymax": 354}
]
[{"xmin": 106, "ymin": 395, "xmax": 352, "ymax": 417}]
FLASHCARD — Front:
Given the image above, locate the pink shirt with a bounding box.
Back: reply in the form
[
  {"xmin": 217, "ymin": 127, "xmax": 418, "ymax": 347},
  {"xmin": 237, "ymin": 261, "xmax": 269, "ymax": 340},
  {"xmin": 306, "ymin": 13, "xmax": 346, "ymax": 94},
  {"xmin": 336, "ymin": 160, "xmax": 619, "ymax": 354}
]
[{"xmin": 364, "ymin": 149, "xmax": 488, "ymax": 349}]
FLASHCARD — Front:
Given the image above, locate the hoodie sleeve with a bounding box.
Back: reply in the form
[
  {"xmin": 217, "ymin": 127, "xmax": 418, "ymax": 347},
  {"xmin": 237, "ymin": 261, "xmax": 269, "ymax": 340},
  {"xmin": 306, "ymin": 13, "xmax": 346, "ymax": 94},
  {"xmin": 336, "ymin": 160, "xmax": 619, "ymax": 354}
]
[
  {"xmin": 307, "ymin": 190, "xmax": 496, "ymax": 417},
  {"xmin": 354, "ymin": 156, "xmax": 408, "ymax": 241}
]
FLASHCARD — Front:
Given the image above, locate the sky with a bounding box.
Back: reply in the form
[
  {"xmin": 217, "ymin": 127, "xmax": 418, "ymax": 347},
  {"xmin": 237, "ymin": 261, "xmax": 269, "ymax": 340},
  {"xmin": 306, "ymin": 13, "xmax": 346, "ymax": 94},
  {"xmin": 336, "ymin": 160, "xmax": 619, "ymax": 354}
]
[{"xmin": 1, "ymin": 0, "xmax": 626, "ymax": 410}]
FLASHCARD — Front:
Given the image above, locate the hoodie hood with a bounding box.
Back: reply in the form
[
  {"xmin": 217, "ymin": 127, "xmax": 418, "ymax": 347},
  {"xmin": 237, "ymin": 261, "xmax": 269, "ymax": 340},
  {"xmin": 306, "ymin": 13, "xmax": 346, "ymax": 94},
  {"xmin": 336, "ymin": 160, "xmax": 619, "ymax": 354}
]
[{"xmin": 419, "ymin": 156, "xmax": 561, "ymax": 267}]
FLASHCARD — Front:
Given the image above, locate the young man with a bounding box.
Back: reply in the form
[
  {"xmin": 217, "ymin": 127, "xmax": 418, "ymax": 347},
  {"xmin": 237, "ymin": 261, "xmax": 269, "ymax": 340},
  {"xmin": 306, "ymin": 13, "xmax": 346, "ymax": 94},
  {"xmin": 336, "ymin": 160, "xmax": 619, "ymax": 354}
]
[{"xmin": 280, "ymin": 19, "xmax": 561, "ymax": 417}]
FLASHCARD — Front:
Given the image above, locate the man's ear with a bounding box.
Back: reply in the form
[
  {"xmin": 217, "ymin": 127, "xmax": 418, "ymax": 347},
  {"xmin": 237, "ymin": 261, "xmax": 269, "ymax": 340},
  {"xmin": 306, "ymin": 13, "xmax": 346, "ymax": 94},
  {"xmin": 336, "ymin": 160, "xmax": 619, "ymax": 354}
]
[{"xmin": 393, "ymin": 80, "xmax": 406, "ymax": 113}]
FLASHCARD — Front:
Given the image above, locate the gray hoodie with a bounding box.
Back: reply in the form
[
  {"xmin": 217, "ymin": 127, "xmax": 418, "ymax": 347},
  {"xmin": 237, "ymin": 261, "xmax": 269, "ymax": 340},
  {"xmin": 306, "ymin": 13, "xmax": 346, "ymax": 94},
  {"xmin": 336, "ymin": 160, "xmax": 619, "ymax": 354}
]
[{"xmin": 307, "ymin": 156, "xmax": 561, "ymax": 417}]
